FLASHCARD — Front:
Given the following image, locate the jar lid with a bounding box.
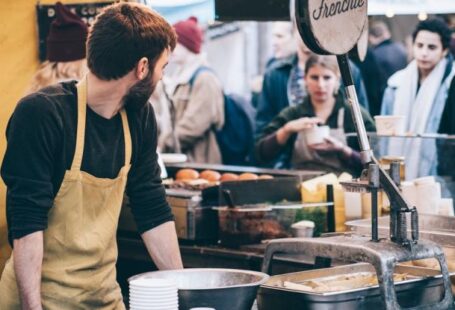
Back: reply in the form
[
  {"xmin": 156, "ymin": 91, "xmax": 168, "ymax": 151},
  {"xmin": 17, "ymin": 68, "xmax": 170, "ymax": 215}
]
[{"xmin": 381, "ymin": 155, "xmax": 405, "ymax": 162}]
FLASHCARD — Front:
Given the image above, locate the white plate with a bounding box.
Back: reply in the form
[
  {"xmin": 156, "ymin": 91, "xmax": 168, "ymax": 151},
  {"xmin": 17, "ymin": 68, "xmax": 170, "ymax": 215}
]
[
  {"xmin": 130, "ymin": 291, "xmax": 177, "ymax": 297},
  {"xmin": 160, "ymin": 153, "xmax": 188, "ymax": 164},
  {"xmin": 129, "ymin": 287, "xmax": 177, "ymax": 292},
  {"xmin": 130, "ymin": 301, "xmax": 178, "ymax": 306},
  {"xmin": 130, "ymin": 302, "xmax": 178, "ymax": 310},
  {"xmin": 130, "ymin": 297, "xmax": 178, "ymax": 303},
  {"xmin": 130, "ymin": 307, "xmax": 178, "ymax": 310},
  {"xmin": 130, "ymin": 300, "xmax": 178, "ymax": 305},
  {"xmin": 129, "ymin": 278, "xmax": 176, "ymax": 288},
  {"xmin": 131, "ymin": 307, "xmax": 178, "ymax": 310}
]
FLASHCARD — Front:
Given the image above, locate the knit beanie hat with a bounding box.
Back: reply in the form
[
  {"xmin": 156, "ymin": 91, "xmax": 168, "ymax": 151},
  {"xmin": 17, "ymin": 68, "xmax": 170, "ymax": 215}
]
[
  {"xmin": 46, "ymin": 2, "xmax": 88, "ymax": 62},
  {"xmin": 173, "ymin": 17, "xmax": 203, "ymax": 54}
]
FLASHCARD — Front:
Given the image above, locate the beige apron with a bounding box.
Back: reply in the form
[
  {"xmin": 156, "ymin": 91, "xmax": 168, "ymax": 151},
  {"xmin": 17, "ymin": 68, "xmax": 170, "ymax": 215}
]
[
  {"xmin": 0, "ymin": 78, "xmax": 130, "ymax": 309},
  {"xmin": 0, "ymin": 205, "xmax": 11, "ymax": 276},
  {"xmin": 292, "ymin": 108, "xmax": 347, "ymax": 173}
]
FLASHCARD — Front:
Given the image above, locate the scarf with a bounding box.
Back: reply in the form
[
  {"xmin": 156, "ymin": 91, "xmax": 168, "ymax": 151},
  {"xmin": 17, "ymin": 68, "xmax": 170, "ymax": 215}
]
[
  {"xmin": 392, "ymin": 58, "xmax": 448, "ymax": 133},
  {"xmin": 387, "ymin": 57, "xmax": 454, "ymax": 179}
]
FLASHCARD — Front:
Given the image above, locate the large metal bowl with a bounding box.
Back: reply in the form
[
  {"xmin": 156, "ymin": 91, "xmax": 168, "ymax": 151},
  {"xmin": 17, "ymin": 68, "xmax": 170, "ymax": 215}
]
[{"xmin": 128, "ymin": 268, "xmax": 269, "ymax": 310}]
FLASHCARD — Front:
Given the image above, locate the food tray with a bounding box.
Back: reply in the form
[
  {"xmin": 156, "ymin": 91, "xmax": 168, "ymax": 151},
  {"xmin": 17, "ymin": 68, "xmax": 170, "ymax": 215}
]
[
  {"xmin": 257, "ymin": 263, "xmax": 448, "ymax": 310},
  {"xmin": 346, "ymin": 214, "xmax": 455, "ymax": 247}
]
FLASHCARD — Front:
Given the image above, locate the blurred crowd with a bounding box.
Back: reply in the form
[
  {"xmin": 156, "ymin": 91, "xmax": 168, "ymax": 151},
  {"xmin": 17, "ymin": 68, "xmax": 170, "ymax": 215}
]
[
  {"xmin": 150, "ymin": 16, "xmax": 455, "ymax": 178},
  {"xmin": 28, "ymin": 3, "xmax": 455, "ymax": 177}
]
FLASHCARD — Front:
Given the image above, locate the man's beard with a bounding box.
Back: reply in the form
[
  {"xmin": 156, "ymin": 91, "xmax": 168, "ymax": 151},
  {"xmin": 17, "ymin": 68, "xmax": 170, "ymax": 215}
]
[{"xmin": 122, "ymin": 69, "xmax": 157, "ymax": 111}]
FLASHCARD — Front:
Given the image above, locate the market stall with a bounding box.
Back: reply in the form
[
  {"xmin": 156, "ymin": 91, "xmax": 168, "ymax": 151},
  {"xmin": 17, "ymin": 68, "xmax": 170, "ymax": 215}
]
[{"xmin": 116, "ymin": 0, "xmax": 455, "ymax": 309}]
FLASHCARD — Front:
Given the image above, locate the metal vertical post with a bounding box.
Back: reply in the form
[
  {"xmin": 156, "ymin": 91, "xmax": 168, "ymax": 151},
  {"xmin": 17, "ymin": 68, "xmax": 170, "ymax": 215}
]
[
  {"xmin": 326, "ymin": 185, "xmax": 335, "ymax": 233},
  {"xmin": 368, "ymin": 164, "xmax": 380, "ymax": 242}
]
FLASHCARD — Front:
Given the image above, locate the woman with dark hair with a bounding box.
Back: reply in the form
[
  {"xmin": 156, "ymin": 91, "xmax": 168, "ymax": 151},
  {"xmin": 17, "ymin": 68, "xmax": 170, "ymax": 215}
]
[
  {"xmin": 381, "ymin": 18, "xmax": 455, "ymax": 179},
  {"xmin": 255, "ymin": 55, "xmax": 375, "ymax": 175},
  {"xmin": 382, "ymin": 18, "xmax": 454, "ymax": 132}
]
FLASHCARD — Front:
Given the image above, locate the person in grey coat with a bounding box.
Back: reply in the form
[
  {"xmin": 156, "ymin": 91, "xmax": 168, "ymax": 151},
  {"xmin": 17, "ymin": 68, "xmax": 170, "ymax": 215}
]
[{"xmin": 369, "ymin": 21, "xmax": 408, "ymax": 80}]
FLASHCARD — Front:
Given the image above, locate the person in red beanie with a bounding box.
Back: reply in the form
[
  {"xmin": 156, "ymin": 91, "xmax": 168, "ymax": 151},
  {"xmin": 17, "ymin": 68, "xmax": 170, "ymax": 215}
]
[
  {"xmin": 152, "ymin": 16, "xmax": 225, "ymax": 164},
  {"xmin": 27, "ymin": 2, "xmax": 88, "ymax": 94}
]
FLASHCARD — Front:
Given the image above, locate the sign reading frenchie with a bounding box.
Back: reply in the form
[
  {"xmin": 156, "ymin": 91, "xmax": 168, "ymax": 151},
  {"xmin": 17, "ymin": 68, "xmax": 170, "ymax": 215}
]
[{"xmin": 295, "ymin": 0, "xmax": 368, "ymax": 55}]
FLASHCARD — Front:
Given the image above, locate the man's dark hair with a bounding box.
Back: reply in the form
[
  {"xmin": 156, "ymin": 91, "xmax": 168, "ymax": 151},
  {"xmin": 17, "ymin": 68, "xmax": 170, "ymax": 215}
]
[
  {"xmin": 412, "ymin": 18, "xmax": 452, "ymax": 50},
  {"xmin": 87, "ymin": 3, "xmax": 177, "ymax": 80}
]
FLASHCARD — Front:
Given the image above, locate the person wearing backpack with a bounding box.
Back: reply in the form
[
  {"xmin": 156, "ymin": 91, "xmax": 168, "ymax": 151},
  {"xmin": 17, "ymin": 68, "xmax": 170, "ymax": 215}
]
[{"xmin": 157, "ymin": 17, "xmax": 225, "ymax": 164}]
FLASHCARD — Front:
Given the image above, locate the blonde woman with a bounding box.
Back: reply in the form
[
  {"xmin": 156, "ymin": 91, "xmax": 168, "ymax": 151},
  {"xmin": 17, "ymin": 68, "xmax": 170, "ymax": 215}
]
[
  {"xmin": 0, "ymin": 1, "xmax": 88, "ymax": 276},
  {"xmin": 27, "ymin": 59, "xmax": 87, "ymax": 94},
  {"xmin": 255, "ymin": 55, "xmax": 375, "ymax": 175},
  {"xmin": 27, "ymin": 2, "xmax": 88, "ymax": 94}
]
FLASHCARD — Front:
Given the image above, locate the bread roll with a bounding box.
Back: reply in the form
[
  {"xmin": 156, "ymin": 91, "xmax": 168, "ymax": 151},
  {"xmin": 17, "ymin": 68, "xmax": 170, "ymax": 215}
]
[
  {"xmin": 200, "ymin": 170, "xmax": 221, "ymax": 182},
  {"xmin": 176, "ymin": 169, "xmax": 199, "ymax": 181},
  {"xmin": 220, "ymin": 173, "xmax": 239, "ymax": 182},
  {"xmin": 239, "ymin": 173, "xmax": 259, "ymax": 181},
  {"xmin": 258, "ymin": 174, "xmax": 274, "ymax": 180}
]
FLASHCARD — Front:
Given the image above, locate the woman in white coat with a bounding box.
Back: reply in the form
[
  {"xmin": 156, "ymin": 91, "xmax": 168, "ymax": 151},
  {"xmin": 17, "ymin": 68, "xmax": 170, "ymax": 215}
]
[{"xmin": 381, "ymin": 18, "xmax": 455, "ymax": 179}]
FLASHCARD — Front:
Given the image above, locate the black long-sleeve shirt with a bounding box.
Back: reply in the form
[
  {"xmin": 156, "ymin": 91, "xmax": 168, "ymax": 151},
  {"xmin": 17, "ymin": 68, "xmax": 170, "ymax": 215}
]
[{"xmin": 1, "ymin": 81, "xmax": 173, "ymax": 245}]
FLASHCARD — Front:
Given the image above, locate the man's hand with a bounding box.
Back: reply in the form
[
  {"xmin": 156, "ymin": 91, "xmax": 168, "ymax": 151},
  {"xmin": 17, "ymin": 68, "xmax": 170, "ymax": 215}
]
[
  {"xmin": 141, "ymin": 221, "xmax": 183, "ymax": 270},
  {"xmin": 13, "ymin": 231, "xmax": 43, "ymax": 310},
  {"xmin": 309, "ymin": 136, "xmax": 352, "ymax": 157}
]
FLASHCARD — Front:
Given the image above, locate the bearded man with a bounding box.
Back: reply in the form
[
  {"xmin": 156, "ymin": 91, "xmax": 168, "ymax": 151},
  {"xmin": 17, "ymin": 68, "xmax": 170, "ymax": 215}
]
[{"xmin": 0, "ymin": 3, "xmax": 183, "ymax": 309}]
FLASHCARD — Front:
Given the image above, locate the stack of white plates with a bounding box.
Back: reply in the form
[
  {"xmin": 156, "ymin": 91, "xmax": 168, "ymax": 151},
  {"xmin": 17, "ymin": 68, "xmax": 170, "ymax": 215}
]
[{"xmin": 129, "ymin": 278, "xmax": 178, "ymax": 310}]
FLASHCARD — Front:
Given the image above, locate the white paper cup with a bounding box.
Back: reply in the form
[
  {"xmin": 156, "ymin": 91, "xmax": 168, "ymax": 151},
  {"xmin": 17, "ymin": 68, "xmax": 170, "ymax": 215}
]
[
  {"xmin": 401, "ymin": 181, "xmax": 417, "ymax": 207},
  {"xmin": 414, "ymin": 177, "xmax": 441, "ymax": 215},
  {"xmin": 291, "ymin": 221, "xmax": 315, "ymax": 237},
  {"xmin": 304, "ymin": 125, "xmax": 330, "ymax": 145},
  {"xmin": 374, "ymin": 115, "xmax": 405, "ymax": 135},
  {"xmin": 439, "ymin": 198, "xmax": 454, "ymax": 216}
]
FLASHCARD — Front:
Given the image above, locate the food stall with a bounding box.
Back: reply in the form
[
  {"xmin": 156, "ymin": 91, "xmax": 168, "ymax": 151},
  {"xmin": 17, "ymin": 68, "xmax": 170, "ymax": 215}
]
[
  {"xmin": 117, "ymin": 164, "xmax": 332, "ymax": 294},
  {"xmin": 117, "ymin": 0, "xmax": 455, "ymax": 309}
]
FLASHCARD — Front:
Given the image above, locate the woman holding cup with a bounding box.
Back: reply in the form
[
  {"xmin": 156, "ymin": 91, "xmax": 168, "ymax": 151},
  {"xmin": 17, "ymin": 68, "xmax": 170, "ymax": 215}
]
[{"xmin": 255, "ymin": 55, "xmax": 375, "ymax": 175}]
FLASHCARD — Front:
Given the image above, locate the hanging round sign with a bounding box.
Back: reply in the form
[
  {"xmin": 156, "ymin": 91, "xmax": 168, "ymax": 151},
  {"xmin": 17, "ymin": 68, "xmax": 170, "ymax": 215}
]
[
  {"xmin": 294, "ymin": 0, "xmax": 368, "ymax": 55},
  {"xmin": 356, "ymin": 19, "xmax": 369, "ymax": 61}
]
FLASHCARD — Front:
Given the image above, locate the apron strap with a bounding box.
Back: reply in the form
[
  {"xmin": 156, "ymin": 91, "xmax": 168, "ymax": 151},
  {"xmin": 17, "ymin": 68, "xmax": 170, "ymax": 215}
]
[
  {"xmin": 73, "ymin": 77, "xmax": 88, "ymax": 171},
  {"xmin": 73, "ymin": 77, "xmax": 132, "ymax": 170},
  {"xmin": 337, "ymin": 108, "xmax": 345, "ymax": 129},
  {"xmin": 120, "ymin": 109, "xmax": 132, "ymax": 166}
]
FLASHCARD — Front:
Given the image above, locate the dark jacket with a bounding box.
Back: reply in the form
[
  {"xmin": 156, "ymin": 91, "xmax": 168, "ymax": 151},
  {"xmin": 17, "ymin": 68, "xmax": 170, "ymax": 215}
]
[
  {"xmin": 350, "ymin": 47, "xmax": 388, "ymax": 116},
  {"xmin": 255, "ymin": 54, "xmax": 370, "ymax": 138},
  {"xmin": 372, "ymin": 39, "xmax": 408, "ymax": 80},
  {"xmin": 439, "ymin": 76, "xmax": 455, "ymax": 134},
  {"xmin": 437, "ymin": 76, "xmax": 455, "ymax": 178}
]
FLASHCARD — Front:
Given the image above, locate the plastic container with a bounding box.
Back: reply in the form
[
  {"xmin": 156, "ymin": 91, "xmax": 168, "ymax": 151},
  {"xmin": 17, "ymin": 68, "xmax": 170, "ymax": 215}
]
[
  {"xmin": 291, "ymin": 220, "xmax": 315, "ymax": 237},
  {"xmin": 215, "ymin": 205, "xmax": 297, "ymax": 247},
  {"xmin": 374, "ymin": 115, "xmax": 405, "ymax": 135},
  {"xmin": 439, "ymin": 198, "xmax": 454, "ymax": 216},
  {"xmin": 414, "ymin": 176, "xmax": 441, "ymax": 215}
]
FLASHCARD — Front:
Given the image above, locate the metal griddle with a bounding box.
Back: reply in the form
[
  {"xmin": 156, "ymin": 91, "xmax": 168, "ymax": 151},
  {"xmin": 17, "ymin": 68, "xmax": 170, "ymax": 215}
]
[{"xmin": 259, "ymin": 1, "xmax": 455, "ymax": 309}]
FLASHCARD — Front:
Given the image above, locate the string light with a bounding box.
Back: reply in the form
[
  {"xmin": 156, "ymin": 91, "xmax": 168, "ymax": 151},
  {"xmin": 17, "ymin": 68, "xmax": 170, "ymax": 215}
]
[
  {"xmin": 385, "ymin": 9, "xmax": 395, "ymax": 18},
  {"xmin": 418, "ymin": 11, "xmax": 428, "ymax": 21}
]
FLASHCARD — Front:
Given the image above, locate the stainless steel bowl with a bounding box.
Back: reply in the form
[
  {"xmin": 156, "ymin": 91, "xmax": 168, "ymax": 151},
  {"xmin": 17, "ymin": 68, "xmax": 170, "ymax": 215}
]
[{"xmin": 128, "ymin": 268, "xmax": 269, "ymax": 310}]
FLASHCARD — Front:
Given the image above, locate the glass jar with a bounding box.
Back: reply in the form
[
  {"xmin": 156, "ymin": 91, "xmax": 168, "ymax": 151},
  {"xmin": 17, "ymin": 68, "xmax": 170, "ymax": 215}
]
[{"xmin": 379, "ymin": 155, "xmax": 405, "ymax": 181}]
